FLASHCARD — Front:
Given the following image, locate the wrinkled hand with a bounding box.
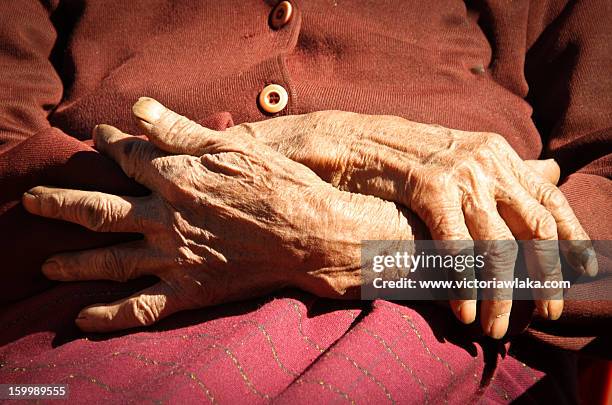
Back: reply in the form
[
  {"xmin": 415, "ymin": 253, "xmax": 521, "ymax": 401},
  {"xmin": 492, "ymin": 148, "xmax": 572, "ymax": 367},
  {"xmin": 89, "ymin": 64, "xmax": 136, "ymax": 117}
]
[
  {"xmin": 22, "ymin": 110, "xmax": 417, "ymax": 332},
  {"xmin": 132, "ymin": 99, "xmax": 597, "ymax": 338}
]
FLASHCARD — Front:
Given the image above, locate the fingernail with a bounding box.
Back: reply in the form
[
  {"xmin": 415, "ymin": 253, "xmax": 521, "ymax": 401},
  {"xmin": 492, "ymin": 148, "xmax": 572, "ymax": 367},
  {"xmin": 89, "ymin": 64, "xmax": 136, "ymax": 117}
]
[
  {"xmin": 488, "ymin": 314, "xmax": 509, "ymax": 339},
  {"xmin": 76, "ymin": 306, "xmax": 112, "ymax": 332},
  {"xmin": 95, "ymin": 124, "xmax": 117, "ymax": 136},
  {"xmin": 22, "ymin": 191, "xmax": 39, "ymax": 209},
  {"xmin": 582, "ymin": 248, "xmax": 598, "ymax": 277},
  {"xmin": 42, "ymin": 259, "xmax": 62, "ymax": 280},
  {"xmin": 547, "ymin": 300, "xmax": 563, "ymax": 320},
  {"xmin": 132, "ymin": 97, "xmax": 164, "ymax": 123},
  {"xmin": 458, "ymin": 301, "xmax": 477, "ymax": 324},
  {"xmin": 75, "ymin": 315, "xmax": 93, "ymax": 332},
  {"xmin": 92, "ymin": 124, "xmax": 114, "ymax": 143}
]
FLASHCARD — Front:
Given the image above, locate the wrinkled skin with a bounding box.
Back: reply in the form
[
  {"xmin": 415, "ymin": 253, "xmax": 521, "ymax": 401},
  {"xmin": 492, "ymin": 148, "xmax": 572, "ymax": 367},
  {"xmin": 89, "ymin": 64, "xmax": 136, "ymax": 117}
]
[
  {"xmin": 23, "ymin": 98, "xmax": 596, "ymax": 338},
  {"xmin": 133, "ymin": 98, "xmax": 595, "ymax": 335},
  {"xmin": 22, "ymin": 119, "xmax": 417, "ymax": 332}
]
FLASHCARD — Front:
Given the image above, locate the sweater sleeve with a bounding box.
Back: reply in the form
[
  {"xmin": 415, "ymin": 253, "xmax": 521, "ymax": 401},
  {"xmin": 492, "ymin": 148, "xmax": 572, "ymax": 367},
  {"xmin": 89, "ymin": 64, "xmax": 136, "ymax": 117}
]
[
  {"xmin": 0, "ymin": 0, "xmax": 63, "ymax": 147},
  {"xmin": 525, "ymin": 0, "xmax": 612, "ymax": 246}
]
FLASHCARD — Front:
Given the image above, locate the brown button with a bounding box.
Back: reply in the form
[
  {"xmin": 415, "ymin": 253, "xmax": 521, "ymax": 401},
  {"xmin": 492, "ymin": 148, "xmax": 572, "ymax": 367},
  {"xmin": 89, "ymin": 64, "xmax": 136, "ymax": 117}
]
[
  {"xmin": 259, "ymin": 84, "xmax": 288, "ymax": 113},
  {"xmin": 270, "ymin": 1, "xmax": 293, "ymax": 29}
]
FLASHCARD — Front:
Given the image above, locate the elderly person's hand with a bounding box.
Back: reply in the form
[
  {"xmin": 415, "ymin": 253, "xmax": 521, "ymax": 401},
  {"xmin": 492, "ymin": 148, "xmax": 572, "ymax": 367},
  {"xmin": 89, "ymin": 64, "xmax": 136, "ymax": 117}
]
[
  {"xmin": 131, "ymin": 98, "xmax": 597, "ymax": 338},
  {"xmin": 22, "ymin": 115, "xmax": 418, "ymax": 332}
]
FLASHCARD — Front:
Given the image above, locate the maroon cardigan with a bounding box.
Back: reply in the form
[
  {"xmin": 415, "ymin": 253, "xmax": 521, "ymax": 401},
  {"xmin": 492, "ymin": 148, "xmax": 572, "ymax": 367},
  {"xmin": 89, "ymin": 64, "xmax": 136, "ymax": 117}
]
[
  {"xmin": 1, "ymin": 0, "xmax": 610, "ymax": 236},
  {"xmin": 0, "ymin": 0, "xmax": 610, "ymax": 403}
]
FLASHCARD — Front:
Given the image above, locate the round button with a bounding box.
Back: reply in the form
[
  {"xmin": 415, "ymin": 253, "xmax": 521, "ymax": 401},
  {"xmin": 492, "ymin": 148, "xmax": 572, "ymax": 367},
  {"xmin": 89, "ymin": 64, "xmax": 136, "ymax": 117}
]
[
  {"xmin": 259, "ymin": 84, "xmax": 288, "ymax": 114},
  {"xmin": 270, "ymin": 1, "xmax": 293, "ymax": 29}
]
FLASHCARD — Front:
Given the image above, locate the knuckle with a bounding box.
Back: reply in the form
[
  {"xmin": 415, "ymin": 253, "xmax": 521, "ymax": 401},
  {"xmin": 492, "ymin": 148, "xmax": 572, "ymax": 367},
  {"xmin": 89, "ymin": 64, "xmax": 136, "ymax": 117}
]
[
  {"xmin": 455, "ymin": 159, "xmax": 478, "ymax": 177},
  {"xmin": 540, "ymin": 184, "xmax": 567, "ymax": 212},
  {"xmin": 129, "ymin": 298, "xmax": 158, "ymax": 326},
  {"xmin": 485, "ymin": 240, "xmax": 518, "ymax": 264},
  {"xmin": 472, "ymin": 134, "xmax": 508, "ymax": 167},
  {"xmin": 133, "ymin": 142, "xmax": 153, "ymax": 162},
  {"xmin": 121, "ymin": 138, "xmax": 137, "ymax": 157},
  {"xmin": 120, "ymin": 140, "xmax": 150, "ymax": 174},
  {"xmin": 426, "ymin": 171, "xmax": 452, "ymax": 191},
  {"xmin": 483, "ymin": 132, "xmax": 509, "ymax": 150},
  {"xmin": 99, "ymin": 249, "xmax": 126, "ymax": 281},
  {"xmin": 533, "ymin": 211, "xmax": 557, "ymax": 240},
  {"xmin": 135, "ymin": 198, "xmax": 165, "ymax": 231},
  {"xmin": 79, "ymin": 196, "xmax": 112, "ymax": 231},
  {"xmin": 428, "ymin": 211, "xmax": 465, "ymax": 240},
  {"xmin": 535, "ymin": 182, "xmax": 554, "ymax": 201},
  {"xmin": 161, "ymin": 113, "xmax": 196, "ymax": 142},
  {"xmin": 174, "ymin": 247, "xmax": 204, "ymax": 267},
  {"xmin": 474, "ymin": 144, "xmax": 496, "ymax": 163}
]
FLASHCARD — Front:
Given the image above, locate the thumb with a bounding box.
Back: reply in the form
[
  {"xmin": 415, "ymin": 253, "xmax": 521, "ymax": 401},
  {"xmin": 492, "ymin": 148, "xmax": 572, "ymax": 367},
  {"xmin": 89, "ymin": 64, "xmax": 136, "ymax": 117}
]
[
  {"xmin": 75, "ymin": 281, "xmax": 189, "ymax": 332},
  {"xmin": 132, "ymin": 97, "xmax": 226, "ymax": 156},
  {"xmin": 525, "ymin": 159, "xmax": 561, "ymax": 185}
]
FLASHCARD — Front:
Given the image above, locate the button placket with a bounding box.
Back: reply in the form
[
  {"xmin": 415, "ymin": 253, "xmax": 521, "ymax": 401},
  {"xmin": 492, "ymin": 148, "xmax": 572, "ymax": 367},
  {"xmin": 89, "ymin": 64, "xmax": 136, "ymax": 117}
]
[{"xmin": 258, "ymin": 1, "xmax": 301, "ymax": 116}]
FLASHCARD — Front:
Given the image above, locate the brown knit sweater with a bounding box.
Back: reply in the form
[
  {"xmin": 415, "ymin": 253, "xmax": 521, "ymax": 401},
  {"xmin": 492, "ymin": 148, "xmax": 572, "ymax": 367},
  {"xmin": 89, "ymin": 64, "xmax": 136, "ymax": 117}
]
[{"xmin": 0, "ymin": 0, "xmax": 610, "ymax": 350}]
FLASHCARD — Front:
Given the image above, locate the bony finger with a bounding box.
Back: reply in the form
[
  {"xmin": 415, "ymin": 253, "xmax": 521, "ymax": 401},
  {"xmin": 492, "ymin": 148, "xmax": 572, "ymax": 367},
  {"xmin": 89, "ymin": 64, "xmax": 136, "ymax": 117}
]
[
  {"xmin": 433, "ymin": 231, "xmax": 476, "ymax": 324},
  {"xmin": 514, "ymin": 161, "xmax": 597, "ymax": 276},
  {"xmin": 23, "ymin": 186, "xmax": 153, "ymax": 233},
  {"xmin": 461, "ymin": 189, "xmax": 517, "ymax": 328},
  {"xmin": 440, "ymin": 237, "xmax": 477, "ymax": 325},
  {"xmin": 415, "ymin": 193, "xmax": 476, "ymax": 324},
  {"xmin": 41, "ymin": 241, "xmax": 160, "ymax": 282},
  {"xmin": 132, "ymin": 97, "xmax": 224, "ymax": 156},
  {"xmin": 475, "ymin": 240, "xmax": 517, "ymax": 335},
  {"xmin": 473, "ymin": 274, "xmax": 513, "ymax": 330},
  {"xmin": 537, "ymin": 183, "xmax": 597, "ymax": 276},
  {"xmin": 93, "ymin": 124, "xmax": 169, "ymax": 192},
  {"xmin": 522, "ymin": 240, "xmax": 564, "ymax": 320},
  {"xmin": 497, "ymin": 186, "xmax": 567, "ymax": 319},
  {"xmin": 75, "ymin": 282, "xmax": 184, "ymax": 332}
]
